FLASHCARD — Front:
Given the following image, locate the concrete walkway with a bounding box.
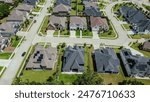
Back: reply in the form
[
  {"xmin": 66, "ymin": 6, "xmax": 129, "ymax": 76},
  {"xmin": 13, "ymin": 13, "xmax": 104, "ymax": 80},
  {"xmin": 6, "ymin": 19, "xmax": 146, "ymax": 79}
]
[
  {"xmin": 92, "ymin": 31, "xmax": 99, "ymax": 39},
  {"xmin": 70, "ymin": 31, "xmax": 76, "ymax": 38}
]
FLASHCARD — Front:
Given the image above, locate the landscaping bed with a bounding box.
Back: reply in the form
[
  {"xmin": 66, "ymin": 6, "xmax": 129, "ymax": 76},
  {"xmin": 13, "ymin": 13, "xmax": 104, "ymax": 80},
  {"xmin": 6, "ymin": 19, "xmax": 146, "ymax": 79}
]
[
  {"xmin": 122, "ymin": 24, "xmax": 131, "ymax": 31},
  {"xmin": 22, "ymin": 19, "xmax": 33, "ymax": 31},
  {"xmin": 11, "ymin": 36, "xmax": 22, "ymax": 47}
]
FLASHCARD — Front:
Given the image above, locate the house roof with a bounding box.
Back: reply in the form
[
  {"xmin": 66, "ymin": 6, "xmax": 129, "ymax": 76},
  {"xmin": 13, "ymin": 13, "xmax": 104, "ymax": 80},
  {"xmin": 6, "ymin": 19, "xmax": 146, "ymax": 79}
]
[
  {"xmin": 0, "ymin": 22, "xmax": 16, "ymax": 33},
  {"xmin": 70, "ymin": 17, "xmax": 87, "ymax": 27},
  {"xmin": 26, "ymin": 45, "xmax": 57, "ymax": 69},
  {"xmin": 56, "ymin": 0, "xmax": 71, "ymax": 6},
  {"xmin": 53, "ymin": 4, "xmax": 71, "ymax": 13},
  {"xmin": 143, "ymin": 41, "xmax": 150, "ymax": 50},
  {"xmin": 120, "ymin": 48, "xmax": 150, "ymax": 77},
  {"xmin": 90, "ymin": 16, "xmax": 109, "ymax": 28},
  {"xmin": 24, "ymin": 0, "xmax": 38, "ymax": 5},
  {"xmin": 94, "ymin": 48, "xmax": 120, "ymax": 73},
  {"xmin": 0, "ymin": 0, "xmax": 13, "ymax": 3},
  {"xmin": 7, "ymin": 10, "xmax": 26, "ymax": 21},
  {"xmin": 48, "ymin": 15, "xmax": 67, "ymax": 29},
  {"xmin": 16, "ymin": 4, "xmax": 34, "ymax": 12},
  {"xmin": 84, "ymin": 7, "xmax": 101, "ymax": 17},
  {"xmin": 85, "ymin": 2, "xmax": 99, "ymax": 8},
  {"xmin": 62, "ymin": 46, "xmax": 84, "ymax": 72},
  {"xmin": 120, "ymin": 6, "xmax": 150, "ymax": 33}
]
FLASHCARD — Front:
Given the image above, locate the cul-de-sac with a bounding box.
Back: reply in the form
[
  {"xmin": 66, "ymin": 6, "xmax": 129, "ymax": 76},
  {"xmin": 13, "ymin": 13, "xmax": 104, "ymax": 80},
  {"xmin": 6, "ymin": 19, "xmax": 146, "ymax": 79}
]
[{"xmin": 0, "ymin": 0, "xmax": 150, "ymax": 85}]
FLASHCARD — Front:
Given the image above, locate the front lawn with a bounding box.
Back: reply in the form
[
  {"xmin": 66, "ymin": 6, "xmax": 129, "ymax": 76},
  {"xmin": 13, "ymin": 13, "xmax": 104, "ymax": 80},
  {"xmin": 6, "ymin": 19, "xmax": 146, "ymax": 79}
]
[
  {"xmin": 76, "ymin": 30, "xmax": 80, "ymax": 37},
  {"xmin": 60, "ymin": 29, "xmax": 70, "ymax": 36},
  {"xmin": 39, "ymin": 16, "xmax": 49, "ymax": 35},
  {"xmin": 20, "ymin": 70, "xmax": 56, "ymax": 83},
  {"xmin": 130, "ymin": 34, "xmax": 150, "ymax": 39},
  {"xmin": 38, "ymin": 0, "xmax": 46, "ymax": 5},
  {"xmin": 131, "ymin": 43, "xmax": 150, "ymax": 58},
  {"xmin": 0, "ymin": 66, "xmax": 3, "ymax": 72},
  {"xmin": 99, "ymin": 21, "xmax": 117, "ymax": 38},
  {"xmin": 32, "ymin": 6, "xmax": 41, "ymax": 12},
  {"xmin": 11, "ymin": 36, "xmax": 22, "ymax": 47},
  {"xmin": 82, "ymin": 30, "xmax": 93, "ymax": 37},
  {"xmin": 0, "ymin": 52, "xmax": 12, "ymax": 59},
  {"xmin": 22, "ymin": 19, "xmax": 33, "ymax": 31},
  {"xmin": 122, "ymin": 24, "xmax": 131, "ymax": 31},
  {"xmin": 53, "ymin": 30, "xmax": 59, "ymax": 36},
  {"xmin": 142, "ymin": 4, "xmax": 150, "ymax": 11}
]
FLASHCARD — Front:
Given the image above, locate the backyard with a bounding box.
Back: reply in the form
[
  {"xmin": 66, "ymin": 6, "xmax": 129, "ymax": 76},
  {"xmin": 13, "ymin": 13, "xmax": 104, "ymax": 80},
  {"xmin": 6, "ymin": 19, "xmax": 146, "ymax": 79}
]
[{"xmin": 20, "ymin": 70, "xmax": 56, "ymax": 83}]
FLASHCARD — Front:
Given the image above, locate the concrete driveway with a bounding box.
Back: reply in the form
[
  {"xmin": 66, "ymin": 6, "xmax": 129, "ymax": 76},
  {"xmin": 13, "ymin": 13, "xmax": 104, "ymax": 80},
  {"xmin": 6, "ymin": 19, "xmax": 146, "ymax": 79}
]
[
  {"xmin": 47, "ymin": 30, "xmax": 54, "ymax": 37},
  {"xmin": 70, "ymin": 31, "xmax": 76, "ymax": 38},
  {"xmin": 92, "ymin": 31, "xmax": 99, "ymax": 39}
]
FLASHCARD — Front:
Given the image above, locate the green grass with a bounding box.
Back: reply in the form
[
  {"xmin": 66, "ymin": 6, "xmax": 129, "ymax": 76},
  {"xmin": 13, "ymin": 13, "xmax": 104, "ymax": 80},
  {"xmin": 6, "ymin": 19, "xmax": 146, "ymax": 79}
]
[
  {"xmin": 142, "ymin": 4, "xmax": 150, "ymax": 11},
  {"xmin": 60, "ymin": 29, "xmax": 70, "ymax": 36},
  {"xmin": 77, "ymin": 0, "xmax": 82, "ymax": 4},
  {"xmin": 38, "ymin": 0, "xmax": 46, "ymax": 5},
  {"xmin": 78, "ymin": 5, "xmax": 84, "ymax": 12},
  {"xmin": 0, "ymin": 66, "xmax": 3, "ymax": 72},
  {"xmin": 130, "ymin": 34, "xmax": 150, "ymax": 39},
  {"xmin": 22, "ymin": 19, "xmax": 33, "ymax": 31},
  {"xmin": 82, "ymin": 30, "xmax": 93, "ymax": 37},
  {"xmin": 11, "ymin": 36, "xmax": 21, "ymax": 47},
  {"xmin": 71, "ymin": 9, "xmax": 76, "ymax": 15},
  {"xmin": 98, "ymin": 67, "xmax": 125, "ymax": 85},
  {"xmin": 76, "ymin": 30, "xmax": 80, "ymax": 37},
  {"xmin": 122, "ymin": 24, "xmax": 131, "ymax": 31},
  {"xmin": 131, "ymin": 43, "xmax": 150, "ymax": 58},
  {"xmin": 99, "ymin": 21, "xmax": 117, "ymax": 38},
  {"xmin": 20, "ymin": 70, "xmax": 56, "ymax": 83},
  {"xmin": 99, "ymin": 3, "xmax": 105, "ymax": 9},
  {"xmin": 59, "ymin": 74, "xmax": 79, "ymax": 85},
  {"xmin": 53, "ymin": 30, "xmax": 59, "ymax": 36},
  {"xmin": 32, "ymin": 6, "xmax": 41, "ymax": 12},
  {"xmin": 40, "ymin": 16, "xmax": 49, "ymax": 35},
  {"xmin": 0, "ymin": 53, "xmax": 12, "ymax": 59}
]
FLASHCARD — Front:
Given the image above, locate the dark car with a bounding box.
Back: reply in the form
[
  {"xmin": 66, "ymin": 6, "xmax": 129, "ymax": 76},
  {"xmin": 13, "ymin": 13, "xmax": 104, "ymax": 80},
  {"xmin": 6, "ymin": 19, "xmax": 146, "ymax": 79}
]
[{"xmin": 21, "ymin": 52, "xmax": 26, "ymax": 57}]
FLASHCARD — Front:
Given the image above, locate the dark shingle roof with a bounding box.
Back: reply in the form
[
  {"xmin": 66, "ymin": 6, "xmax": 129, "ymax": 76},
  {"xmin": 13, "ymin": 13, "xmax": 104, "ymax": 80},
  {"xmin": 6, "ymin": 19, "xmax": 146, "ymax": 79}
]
[
  {"xmin": 94, "ymin": 48, "xmax": 120, "ymax": 73},
  {"xmin": 56, "ymin": 0, "xmax": 71, "ymax": 6},
  {"xmin": 120, "ymin": 48, "xmax": 150, "ymax": 77},
  {"xmin": 62, "ymin": 46, "xmax": 84, "ymax": 72},
  {"xmin": 119, "ymin": 6, "xmax": 150, "ymax": 33},
  {"xmin": 84, "ymin": 7, "xmax": 101, "ymax": 17}
]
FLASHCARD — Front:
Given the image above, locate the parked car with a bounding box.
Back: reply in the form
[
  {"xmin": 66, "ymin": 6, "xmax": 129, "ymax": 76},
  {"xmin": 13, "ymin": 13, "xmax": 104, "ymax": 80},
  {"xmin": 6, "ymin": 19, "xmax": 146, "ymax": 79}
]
[{"xmin": 21, "ymin": 52, "xmax": 26, "ymax": 57}]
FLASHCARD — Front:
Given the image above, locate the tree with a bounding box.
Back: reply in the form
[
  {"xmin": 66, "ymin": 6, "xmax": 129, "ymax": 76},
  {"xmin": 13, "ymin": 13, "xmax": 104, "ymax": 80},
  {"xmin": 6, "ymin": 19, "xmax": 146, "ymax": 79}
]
[
  {"xmin": 73, "ymin": 72, "xmax": 103, "ymax": 85},
  {"xmin": 118, "ymin": 80, "xmax": 144, "ymax": 85},
  {"xmin": 0, "ymin": 4, "xmax": 10, "ymax": 19}
]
